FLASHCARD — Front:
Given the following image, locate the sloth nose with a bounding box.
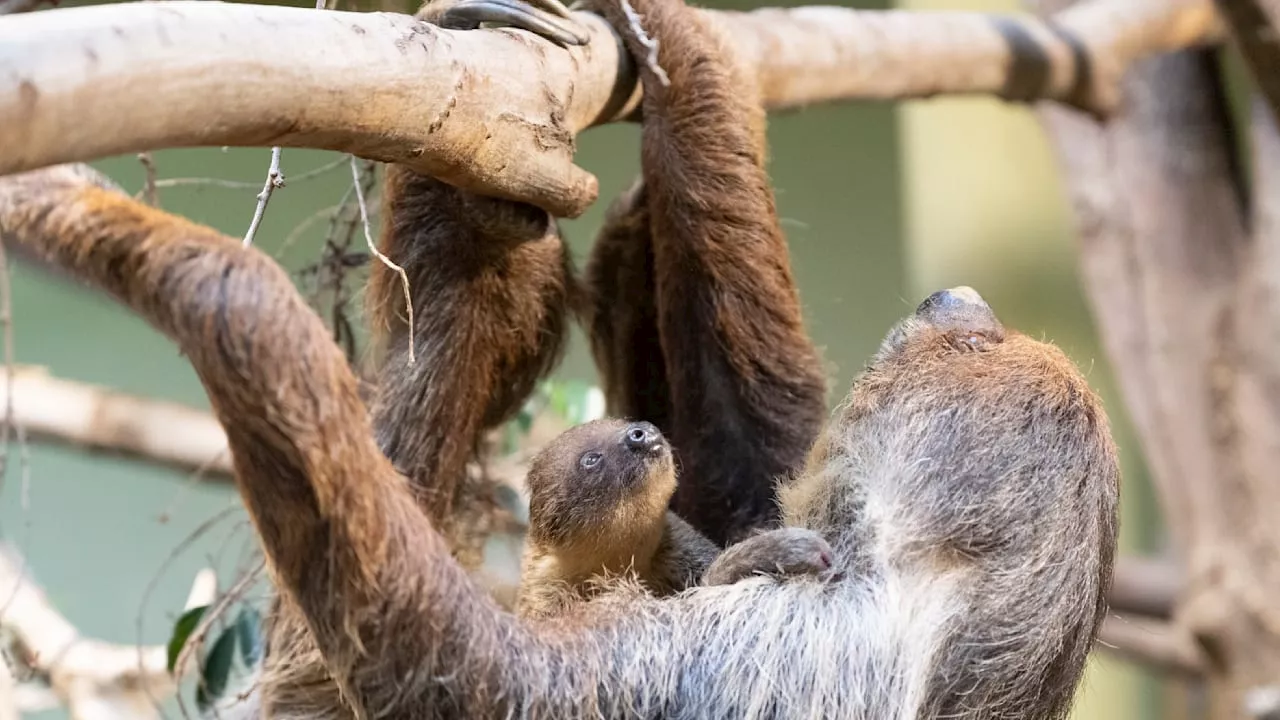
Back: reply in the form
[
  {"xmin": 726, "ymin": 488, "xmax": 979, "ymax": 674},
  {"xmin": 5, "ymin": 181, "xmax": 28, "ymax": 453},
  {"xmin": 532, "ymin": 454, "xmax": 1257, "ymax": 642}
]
[
  {"xmin": 914, "ymin": 286, "xmax": 1002, "ymax": 334},
  {"xmin": 918, "ymin": 286, "xmax": 988, "ymax": 315},
  {"xmin": 623, "ymin": 422, "xmax": 663, "ymax": 453}
]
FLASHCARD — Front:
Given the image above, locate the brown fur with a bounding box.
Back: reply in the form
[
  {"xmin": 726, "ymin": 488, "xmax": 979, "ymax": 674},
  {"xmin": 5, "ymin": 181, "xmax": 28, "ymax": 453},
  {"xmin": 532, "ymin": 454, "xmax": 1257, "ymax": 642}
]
[
  {"xmin": 581, "ymin": 4, "xmax": 827, "ymax": 547},
  {"xmin": 516, "ymin": 419, "xmax": 834, "ymax": 618},
  {"xmin": 364, "ymin": 165, "xmax": 575, "ymax": 570},
  {"xmin": 583, "ymin": 181, "xmax": 672, "ymax": 433},
  {"xmin": 0, "ymin": 0, "xmax": 1118, "ymax": 712}
]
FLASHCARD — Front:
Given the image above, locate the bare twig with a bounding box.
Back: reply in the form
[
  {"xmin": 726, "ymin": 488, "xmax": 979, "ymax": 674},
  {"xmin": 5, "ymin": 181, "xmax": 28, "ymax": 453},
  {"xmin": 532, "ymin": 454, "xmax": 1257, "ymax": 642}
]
[
  {"xmin": 1098, "ymin": 614, "xmax": 1208, "ymax": 676},
  {"xmin": 278, "ymin": 203, "xmax": 344, "ymax": 262},
  {"xmin": 137, "ymin": 156, "xmax": 349, "ymax": 195},
  {"xmin": 1110, "ymin": 555, "xmax": 1183, "ymax": 620},
  {"xmin": 0, "ymin": 0, "xmax": 1223, "ymax": 217},
  {"xmin": 137, "ymin": 152, "xmax": 160, "ymax": 207},
  {"xmin": 350, "ymin": 156, "xmax": 414, "ymax": 365},
  {"xmin": 242, "ymin": 147, "xmax": 284, "ymax": 247}
]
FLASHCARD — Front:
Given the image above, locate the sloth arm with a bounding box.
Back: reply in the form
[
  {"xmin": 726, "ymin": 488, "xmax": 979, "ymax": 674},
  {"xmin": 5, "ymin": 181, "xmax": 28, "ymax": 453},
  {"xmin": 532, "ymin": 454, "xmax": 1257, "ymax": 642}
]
[
  {"xmin": 363, "ymin": 0, "xmax": 586, "ymax": 564},
  {"xmin": 583, "ymin": 0, "xmax": 827, "ymax": 546},
  {"xmin": 0, "ymin": 166, "xmax": 585, "ymax": 714},
  {"xmin": 365, "ymin": 165, "xmax": 575, "ymax": 567}
]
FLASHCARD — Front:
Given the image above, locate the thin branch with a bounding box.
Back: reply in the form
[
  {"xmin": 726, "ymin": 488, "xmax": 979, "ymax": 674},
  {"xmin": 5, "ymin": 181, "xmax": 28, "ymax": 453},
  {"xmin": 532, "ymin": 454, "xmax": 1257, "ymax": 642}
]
[
  {"xmin": 137, "ymin": 153, "xmax": 159, "ymax": 207},
  {"xmin": 349, "ymin": 156, "xmax": 413, "ymax": 365},
  {"xmin": 242, "ymin": 147, "xmax": 283, "ymax": 247},
  {"xmin": 147, "ymin": 156, "xmax": 349, "ymax": 193},
  {"xmin": 1097, "ymin": 613, "xmax": 1208, "ymax": 676},
  {"xmin": 1110, "ymin": 555, "xmax": 1183, "ymax": 620},
  {"xmin": 0, "ymin": 0, "xmax": 1222, "ymax": 217}
]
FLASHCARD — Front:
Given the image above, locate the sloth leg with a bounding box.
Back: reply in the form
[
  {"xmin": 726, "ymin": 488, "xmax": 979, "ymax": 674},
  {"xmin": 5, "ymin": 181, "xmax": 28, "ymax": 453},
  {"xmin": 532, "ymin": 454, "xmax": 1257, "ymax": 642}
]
[
  {"xmin": 367, "ymin": 174, "xmax": 574, "ymax": 571},
  {"xmin": 582, "ymin": 179, "xmax": 673, "ymax": 431},
  {"xmin": 609, "ymin": 0, "xmax": 828, "ymax": 546}
]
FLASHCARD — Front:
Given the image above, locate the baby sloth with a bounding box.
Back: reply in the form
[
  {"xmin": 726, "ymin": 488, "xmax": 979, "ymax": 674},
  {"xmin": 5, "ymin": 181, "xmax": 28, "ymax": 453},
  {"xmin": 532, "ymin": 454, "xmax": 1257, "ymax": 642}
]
[{"xmin": 517, "ymin": 419, "xmax": 832, "ymax": 618}]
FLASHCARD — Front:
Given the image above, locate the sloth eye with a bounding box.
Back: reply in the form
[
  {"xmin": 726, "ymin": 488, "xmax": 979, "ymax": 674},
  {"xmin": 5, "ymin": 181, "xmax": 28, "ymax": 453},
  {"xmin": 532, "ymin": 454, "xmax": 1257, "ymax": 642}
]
[
  {"xmin": 953, "ymin": 332, "xmax": 987, "ymax": 351},
  {"xmin": 580, "ymin": 452, "xmax": 603, "ymax": 470}
]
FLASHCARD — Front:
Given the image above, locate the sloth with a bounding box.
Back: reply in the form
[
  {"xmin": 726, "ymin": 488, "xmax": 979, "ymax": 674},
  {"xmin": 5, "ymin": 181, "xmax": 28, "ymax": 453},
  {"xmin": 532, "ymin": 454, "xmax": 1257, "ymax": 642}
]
[
  {"xmin": 516, "ymin": 418, "xmax": 834, "ymax": 618},
  {"xmin": 0, "ymin": 0, "xmax": 1120, "ymax": 712}
]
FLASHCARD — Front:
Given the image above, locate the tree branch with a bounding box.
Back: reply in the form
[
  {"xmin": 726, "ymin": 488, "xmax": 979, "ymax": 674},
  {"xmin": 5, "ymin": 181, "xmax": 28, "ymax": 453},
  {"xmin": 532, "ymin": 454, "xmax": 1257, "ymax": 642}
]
[
  {"xmin": 1037, "ymin": 0, "xmax": 1280, "ymax": 706},
  {"xmin": 1098, "ymin": 613, "xmax": 1208, "ymax": 676},
  {"xmin": 0, "ymin": 365, "xmax": 232, "ymax": 476},
  {"xmin": 0, "ymin": 542, "xmax": 215, "ymax": 720},
  {"xmin": 1110, "ymin": 555, "xmax": 1183, "ymax": 620},
  {"xmin": 0, "ymin": 0, "xmax": 1221, "ymax": 217},
  {"xmin": 1037, "ymin": 49, "xmax": 1247, "ymax": 578}
]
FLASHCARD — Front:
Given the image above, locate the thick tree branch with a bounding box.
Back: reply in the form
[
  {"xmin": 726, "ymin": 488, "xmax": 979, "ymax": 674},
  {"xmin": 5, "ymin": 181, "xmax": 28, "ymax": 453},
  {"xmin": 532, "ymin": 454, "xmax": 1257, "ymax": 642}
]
[
  {"xmin": 1037, "ymin": 0, "xmax": 1280, "ymax": 706},
  {"xmin": 1038, "ymin": 51, "xmax": 1248, "ymax": 585},
  {"xmin": 0, "ymin": 0, "xmax": 1221, "ymax": 217},
  {"xmin": 0, "ymin": 363, "xmax": 535, "ymax": 525}
]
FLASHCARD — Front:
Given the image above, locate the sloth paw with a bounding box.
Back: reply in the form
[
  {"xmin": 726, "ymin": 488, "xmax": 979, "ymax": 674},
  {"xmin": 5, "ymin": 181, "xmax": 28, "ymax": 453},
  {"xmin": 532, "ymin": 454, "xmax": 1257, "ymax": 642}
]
[{"xmin": 702, "ymin": 527, "xmax": 836, "ymax": 586}]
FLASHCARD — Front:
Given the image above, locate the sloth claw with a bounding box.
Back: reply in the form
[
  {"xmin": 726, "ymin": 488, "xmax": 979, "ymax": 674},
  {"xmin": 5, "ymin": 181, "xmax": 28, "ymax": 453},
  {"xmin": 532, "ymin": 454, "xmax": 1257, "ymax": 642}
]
[{"xmin": 438, "ymin": 0, "xmax": 590, "ymax": 47}]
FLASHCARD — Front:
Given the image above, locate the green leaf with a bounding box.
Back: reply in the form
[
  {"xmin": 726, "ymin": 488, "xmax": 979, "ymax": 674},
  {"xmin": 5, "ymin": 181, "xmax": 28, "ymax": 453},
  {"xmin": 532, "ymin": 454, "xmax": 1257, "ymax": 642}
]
[
  {"xmin": 235, "ymin": 606, "xmax": 264, "ymax": 666},
  {"xmin": 196, "ymin": 627, "xmax": 238, "ymax": 712},
  {"xmin": 515, "ymin": 401, "xmax": 535, "ymax": 434},
  {"xmin": 166, "ymin": 605, "xmax": 208, "ymax": 674}
]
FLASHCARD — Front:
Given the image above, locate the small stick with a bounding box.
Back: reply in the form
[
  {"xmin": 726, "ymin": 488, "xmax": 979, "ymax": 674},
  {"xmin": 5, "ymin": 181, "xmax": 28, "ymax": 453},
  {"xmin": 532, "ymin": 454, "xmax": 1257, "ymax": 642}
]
[
  {"xmin": 137, "ymin": 152, "xmax": 160, "ymax": 206},
  {"xmin": 349, "ymin": 156, "xmax": 415, "ymax": 364},
  {"xmin": 242, "ymin": 147, "xmax": 284, "ymax": 247}
]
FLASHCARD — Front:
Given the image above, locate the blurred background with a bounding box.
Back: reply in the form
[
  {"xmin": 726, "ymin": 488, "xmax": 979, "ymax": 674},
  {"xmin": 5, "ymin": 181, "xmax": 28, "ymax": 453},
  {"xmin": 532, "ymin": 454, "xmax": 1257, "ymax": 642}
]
[{"xmin": 5, "ymin": 0, "xmax": 1171, "ymax": 716}]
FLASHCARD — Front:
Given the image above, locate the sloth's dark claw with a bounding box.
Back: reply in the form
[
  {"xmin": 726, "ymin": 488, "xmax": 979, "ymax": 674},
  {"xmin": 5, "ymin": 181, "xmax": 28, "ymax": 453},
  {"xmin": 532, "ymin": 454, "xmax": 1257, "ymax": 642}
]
[{"xmin": 438, "ymin": 0, "xmax": 590, "ymax": 47}]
